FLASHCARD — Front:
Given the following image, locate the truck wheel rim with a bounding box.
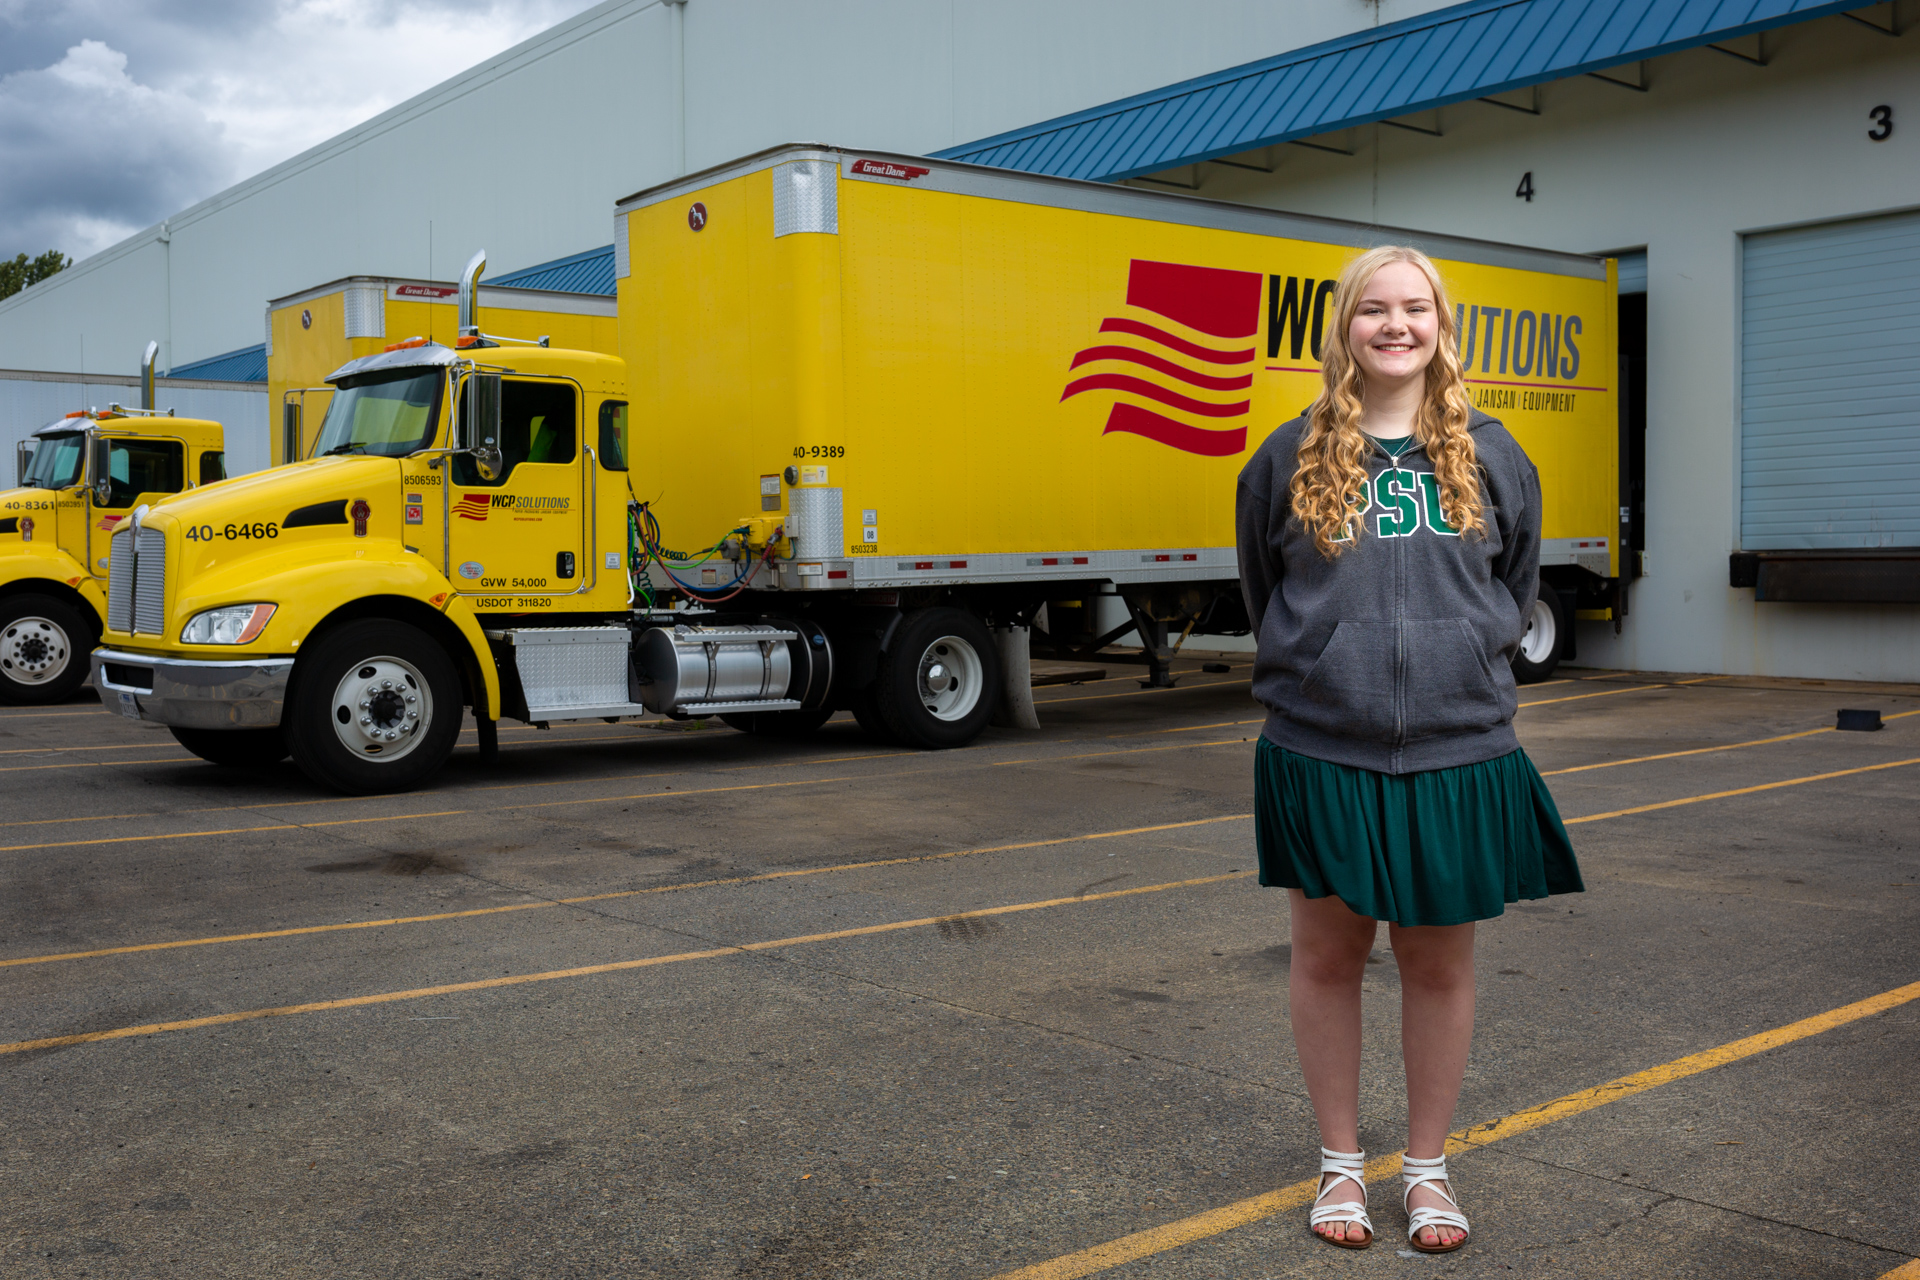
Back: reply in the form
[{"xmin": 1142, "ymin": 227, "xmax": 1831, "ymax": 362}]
[
  {"xmin": 329, "ymin": 655, "xmax": 432, "ymax": 761},
  {"xmin": 916, "ymin": 635, "xmax": 984, "ymax": 722},
  {"xmin": 1519, "ymin": 598, "xmax": 1557, "ymax": 665},
  {"xmin": 1, "ymin": 616, "xmax": 70, "ymax": 686}
]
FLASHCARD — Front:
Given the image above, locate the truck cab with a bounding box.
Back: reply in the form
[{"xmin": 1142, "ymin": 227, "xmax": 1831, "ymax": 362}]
[{"xmin": 2, "ymin": 404, "xmax": 226, "ymax": 702}]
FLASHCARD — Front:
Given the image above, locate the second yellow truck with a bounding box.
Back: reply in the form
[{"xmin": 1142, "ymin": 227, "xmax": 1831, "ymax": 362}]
[{"xmin": 90, "ymin": 145, "xmax": 1620, "ymax": 793}]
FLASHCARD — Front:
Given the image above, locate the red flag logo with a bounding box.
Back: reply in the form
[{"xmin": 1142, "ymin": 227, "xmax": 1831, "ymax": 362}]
[
  {"xmin": 1062, "ymin": 259, "xmax": 1261, "ymax": 457},
  {"xmin": 453, "ymin": 493, "xmax": 490, "ymax": 522}
]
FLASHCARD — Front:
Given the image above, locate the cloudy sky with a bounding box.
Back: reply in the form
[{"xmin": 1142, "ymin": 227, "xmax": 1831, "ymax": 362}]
[{"xmin": 0, "ymin": 0, "xmax": 601, "ymax": 263}]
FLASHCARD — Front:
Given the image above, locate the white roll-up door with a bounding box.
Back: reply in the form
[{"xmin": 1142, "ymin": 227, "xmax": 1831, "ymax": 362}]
[{"xmin": 1742, "ymin": 210, "xmax": 1920, "ymax": 549}]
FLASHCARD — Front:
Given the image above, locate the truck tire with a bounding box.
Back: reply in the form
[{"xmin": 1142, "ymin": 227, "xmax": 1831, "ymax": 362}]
[
  {"xmin": 286, "ymin": 619, "xmax": 462, "ymax": 794},
  {"xmin": 170, "ymin": 726, "xmax": 290, "ymax": 768},
  {"xmin": 1511, "ymin": 585, "xmax": 1567, "ymax": 684},
  {"xmin": 0, "ymin": 593, "xmax": 92, "ymax": 705},
  {"xmin": 721, "ymin": 708, "xmax": 836, "ymax": 737},
  {"xmin": 871, "ymin": 607, "xmax": 1000, "ymax": 749}
]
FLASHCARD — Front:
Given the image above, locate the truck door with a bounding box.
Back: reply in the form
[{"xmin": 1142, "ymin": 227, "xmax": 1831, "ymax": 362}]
[{"xmin": 447, "ymin": 377, "xmax": 587, "ymax": 605}]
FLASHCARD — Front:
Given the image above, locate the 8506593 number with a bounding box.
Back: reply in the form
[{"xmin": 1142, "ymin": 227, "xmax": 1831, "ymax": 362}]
[{"xmin": 184, "ymin": 522, "xmax": 279, "ymax": 542}]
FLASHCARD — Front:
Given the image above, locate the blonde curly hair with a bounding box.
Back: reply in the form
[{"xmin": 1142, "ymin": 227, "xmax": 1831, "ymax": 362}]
[{"xmin": 1288, "ymin": 245, "xmax": 1486, "ymax": 557}]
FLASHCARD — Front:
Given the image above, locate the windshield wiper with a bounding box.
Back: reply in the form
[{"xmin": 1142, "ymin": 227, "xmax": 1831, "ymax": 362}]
[{"xmin": 321, "ymin": 442, "xmax": 367, "ymax": 456}]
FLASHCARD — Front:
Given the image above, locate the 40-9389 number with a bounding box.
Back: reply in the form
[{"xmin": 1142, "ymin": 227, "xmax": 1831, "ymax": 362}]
[{"xmin": 184, "ymin": 522, "xmax": 279, "ymax": 542}]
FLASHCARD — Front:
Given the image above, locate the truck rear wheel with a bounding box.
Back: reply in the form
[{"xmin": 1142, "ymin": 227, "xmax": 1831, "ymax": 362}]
[
  {"xmin": 0, "ymin": 593, "xmax": 92, "ymax": 705},
  {"xmin": 1511, "ymin": 585, "xmax": 1568, "ymax": 684},
  {"xmin": 170, "ymin": 726, "xmax": 290, "ymax": 768},
  {"xmin": 287, "ymin": 619, "xmax": 461, "ymax": 794},
  {"xmin": 721, "ymin": 708, "xmax": 836, "ymax": 737},
  {"xmin": 872, "ymin": 607, "xmax": 1000, "ymax": 749}
]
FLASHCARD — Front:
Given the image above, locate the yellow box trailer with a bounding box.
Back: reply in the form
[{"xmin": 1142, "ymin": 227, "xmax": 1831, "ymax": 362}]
[
  {"xmin": 267, "ymin": 269, "xmax": 618, "ymax": 465},
  {"xmin": 617, "ymin": 145, "xmax": 1618, "ymax": 686}
]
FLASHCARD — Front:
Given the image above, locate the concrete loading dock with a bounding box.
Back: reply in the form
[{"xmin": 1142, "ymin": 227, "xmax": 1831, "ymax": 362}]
[{"xmin": 1, "ymin": 663, "xmax": 1915, "ymax": 1277}]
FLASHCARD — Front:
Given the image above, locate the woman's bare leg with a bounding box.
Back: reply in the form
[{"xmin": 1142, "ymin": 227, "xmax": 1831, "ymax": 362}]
[
  {"xmin": 1387, "ymin": 920, "xmax": 1477, "ymax": 1248},
  {"xmin": 1287, "ymin": 890, "xmax": 1379, "ymax": 1244}
]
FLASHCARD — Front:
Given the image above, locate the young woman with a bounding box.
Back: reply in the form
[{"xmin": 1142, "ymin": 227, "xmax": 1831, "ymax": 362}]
[{"xmin": 1234, "ymin": 246, "xmax": 1583, "ymax": 1254}]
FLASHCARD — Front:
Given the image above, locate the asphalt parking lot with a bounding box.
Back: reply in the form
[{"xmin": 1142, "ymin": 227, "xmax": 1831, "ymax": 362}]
[{"xmin": 2, "ymin": 656, "xmax": 1917, "ymax": 1279}]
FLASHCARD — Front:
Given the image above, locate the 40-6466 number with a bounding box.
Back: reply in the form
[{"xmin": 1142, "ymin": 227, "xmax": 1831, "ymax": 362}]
[{"xmin": 184, "ymin": 522, "xmax": 279, "ymax": 542}]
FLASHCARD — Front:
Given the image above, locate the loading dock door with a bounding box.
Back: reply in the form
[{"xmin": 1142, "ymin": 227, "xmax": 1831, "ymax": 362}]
[{"xmin": 1742, "ymin": 211, "xmax": 1920, "ymax": 549}]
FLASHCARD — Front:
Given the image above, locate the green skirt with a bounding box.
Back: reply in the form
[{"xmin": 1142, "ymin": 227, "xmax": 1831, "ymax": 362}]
[{"xmin": 1254, "ymin": 737, "xmax": 1583, "ymax": 927}]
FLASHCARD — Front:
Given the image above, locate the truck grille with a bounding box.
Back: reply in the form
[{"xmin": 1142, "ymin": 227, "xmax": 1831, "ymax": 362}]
[
  {"xmin": 133, "ymin": 528, "xmax": 168, "ymax": 635},
  {"xmin": 106, "ymin": 528, "xmax": 135, "ymax": 633}
]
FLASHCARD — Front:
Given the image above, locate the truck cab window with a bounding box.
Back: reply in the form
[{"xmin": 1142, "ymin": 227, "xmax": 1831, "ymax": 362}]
[
  {"xmin": 598, "ymin": 400, "xmax": 629, "ymax": 471},
  {"xmin": 312, "ymin": 368, "xmax": 443, "ymax": 458},
  {"xmin": 101, "ymin": 439, "xmax": 184, "ymax": 508},
  {"xmin": 454, "ymin": 379, "xmax": 576, "ymax": 486},
  {"xmin": 199, "ymin": 451, "xmax": 226, "ymax": 484},
  {"xmin": 22, "ymin": 433, "xmax": 84, "ymax": 489}
]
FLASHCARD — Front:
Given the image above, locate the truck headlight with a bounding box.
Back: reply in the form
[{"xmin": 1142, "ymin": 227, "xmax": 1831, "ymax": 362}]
[{"xmin": 180, "ymin": 603, "xmax": 277, "ymax": 645}]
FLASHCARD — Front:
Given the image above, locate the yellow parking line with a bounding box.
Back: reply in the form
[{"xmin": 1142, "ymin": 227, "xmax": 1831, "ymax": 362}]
[
  {"xmin": 0, "ymin": 815, "xmax": 1253, "ymax": 969},
  {"xmin": 1877, "ymin": 1260, "xmax": 1920, "ymax": 1278},
  {"xmin": 1565, "ymin": 757, "xmax": 1920, "ymax": 825},
  {"xmin": 993, "ymin": 738, "xmax": 1250, "ymax": 767},
  {"xmin": 988, "ymin": 977, "xmax": 1920, "ymax": 1280},
  {"xmin": 1519, "ymin": 683, "xmax": 1664, "ymax": 708},
  {"xmin": 0, "ymin": 776, "xmax": 855, "ymax": 854},
  {"xmin": 0, "ymin": 871, "xmax": 1251, "ymax": 1058},
  {"xmin": 1038, "ymin": 678, "xmax": 1252, "ymax": 705},
  {"xmin": 1542, "ymin": 707, "xmax": 1919, "ymax": 777},
  {"xmin": 0, "ymin": 756, "xmax": 197, "ymax": 772}
]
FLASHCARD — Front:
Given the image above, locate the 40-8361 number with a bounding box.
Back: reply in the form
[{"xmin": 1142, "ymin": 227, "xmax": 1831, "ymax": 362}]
[{"xmin": 184, "ymin": 522, "xmax": 279, "ymax": 542}]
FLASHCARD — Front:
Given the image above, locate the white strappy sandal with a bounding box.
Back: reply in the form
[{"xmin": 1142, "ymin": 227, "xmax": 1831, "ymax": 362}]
[
  {"xmin": 1308, "ymin": 1147, "xmax": 1373, "ymax": 1249},
  {"xmin": 1401, "ymin": 1153, "xmax": 1470, "ymax": 1253}
]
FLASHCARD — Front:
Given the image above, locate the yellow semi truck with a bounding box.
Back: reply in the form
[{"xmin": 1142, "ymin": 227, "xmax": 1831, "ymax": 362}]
[
  {"xmin": 91, "ymin": 145, "xmax": 1619, "ymax": 793},
  {"xmin": 2, "ymin": 343, "xmax": 228, "ymax": 703},
  {"xmin": 267, "ymin": 265, "xmax": 618, "ymax": 466}
]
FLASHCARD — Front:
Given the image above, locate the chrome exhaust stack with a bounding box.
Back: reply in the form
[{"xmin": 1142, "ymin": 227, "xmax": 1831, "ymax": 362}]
[
  {"xmin": 140, "ymin": 340, "xmax": 158, "ymax": 410},
  {"xmin": 457, "ymin": 250, "xmax": 486, "ymax": 340}
]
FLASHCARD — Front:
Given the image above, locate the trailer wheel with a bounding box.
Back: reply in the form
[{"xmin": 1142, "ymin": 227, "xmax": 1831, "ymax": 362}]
[
  {"xmin": 286, "ymin": 619, "xmax": 461, "ymax": 794},
  {"xmin": 872, "ymin": 607, "xmax": 1000, "ymax": 749},
  {"xmin": 721, "ymin": 708, "xmax": 836, "ymax": 737},
  {"xmin": 169, "ymin": 726, "xmax": 290, "ymax": 768},
  {"xmin": 0, "ymin": 593, "xmax": 92, "ymax": 705},
  {"xmin": 1511, "ymin": 586, "xmax": 1567, "ymax": 684}
]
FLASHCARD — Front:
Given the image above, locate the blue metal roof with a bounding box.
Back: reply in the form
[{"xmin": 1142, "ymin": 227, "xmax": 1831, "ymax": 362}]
[
  {"xmin": 168, "ymin": 343, "xmax": 267, "ymax": 383},
  {"xmin": 488, "ymin": 244, "xmax": 615, "ymax": 296},
  {"xmin": 936, "ymin": 0, "xmax": 1860, "ymax": 181}
]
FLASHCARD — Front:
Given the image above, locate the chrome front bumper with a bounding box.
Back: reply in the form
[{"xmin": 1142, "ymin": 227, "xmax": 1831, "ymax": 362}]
[{"xmin": 91, "ymin": 647, "xmax": 295, "ymax": 729}]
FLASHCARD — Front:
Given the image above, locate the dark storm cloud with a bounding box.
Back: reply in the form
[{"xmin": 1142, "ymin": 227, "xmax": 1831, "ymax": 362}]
[{"xmin": 0, "ymin": 0, "xmax": 597, "ymax": 262}]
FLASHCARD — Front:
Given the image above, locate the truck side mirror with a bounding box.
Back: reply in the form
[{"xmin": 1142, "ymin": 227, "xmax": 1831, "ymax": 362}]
[
  {"xmin": 89, "ymin": 435, "xmax": 112, "ymax": 506},
  {"xmin": 282, "ymin": 401, "xmax": 302, "ymax": 464},
  {"xmin": 14, "ymin": 441, "xmax": 29, "ymax": 488},
  {"xmin": 464, "ymin": 372, "xmax": 503, "ymax": 481}
]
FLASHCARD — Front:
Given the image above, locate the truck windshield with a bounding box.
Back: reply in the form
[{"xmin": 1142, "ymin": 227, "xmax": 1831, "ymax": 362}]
[
  {"xmin": 22, "ymin": 432, "xmax": 84, "ymax": 489},
  {"xmin": 311, "ymin": 368, "xmax": 443, "ymax": 459}
]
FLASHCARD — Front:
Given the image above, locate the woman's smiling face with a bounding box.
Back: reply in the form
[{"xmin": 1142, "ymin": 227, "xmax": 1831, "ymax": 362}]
[{"xmin": 1348, "ymin": 260, "xmax": 1439, "ymax": 387}]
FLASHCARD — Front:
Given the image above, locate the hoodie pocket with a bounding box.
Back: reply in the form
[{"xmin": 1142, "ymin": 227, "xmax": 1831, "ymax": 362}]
[
  {"xmin": 1402, "ymin": 618, "xmax": 1503, "ymax": 740},
  {"xmin": 1295, "ymin": 620, "xmax": 1397, "ymax": 740}
]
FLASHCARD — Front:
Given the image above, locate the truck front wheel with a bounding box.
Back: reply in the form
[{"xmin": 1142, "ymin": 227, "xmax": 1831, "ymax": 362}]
[
  {"xmin": 287, "ymin": 620, "xmax": 462, "ymax": 794},
  {"xmin": 0, "ymin": 593, "xmax": 92, "ymax": 705},
  {"xmin": 871, "ymin": 607, "xmax": 1000, "ymax": 749}
]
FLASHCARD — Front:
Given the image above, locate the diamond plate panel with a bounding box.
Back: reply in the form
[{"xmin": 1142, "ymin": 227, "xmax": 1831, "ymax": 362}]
[
  {"xmin": 772, "ymin": 160, "xmax": 837, "ymax": 237},
  {"xmin": 343, "ymin": 284, "xmax": 384, "ymax": 340},
  {"xmin": 511, "ymin": 627, "xmax": 631, "ymax": 714},
  {"xmin": 787, "ymin": 487, "xmax": 843, "ymax": 559}
]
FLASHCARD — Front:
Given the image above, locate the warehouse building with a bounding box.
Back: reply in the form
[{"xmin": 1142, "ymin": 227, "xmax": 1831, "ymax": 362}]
[{"xmin": 1, "ymin": 0, "xmax": 1913, "ymax": 679}]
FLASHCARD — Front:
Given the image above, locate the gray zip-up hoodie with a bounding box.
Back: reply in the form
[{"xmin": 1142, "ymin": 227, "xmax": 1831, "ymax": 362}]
[{"xmin": 1235, "ymin": 409, "xmax": 1541, "ymax": 774}]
